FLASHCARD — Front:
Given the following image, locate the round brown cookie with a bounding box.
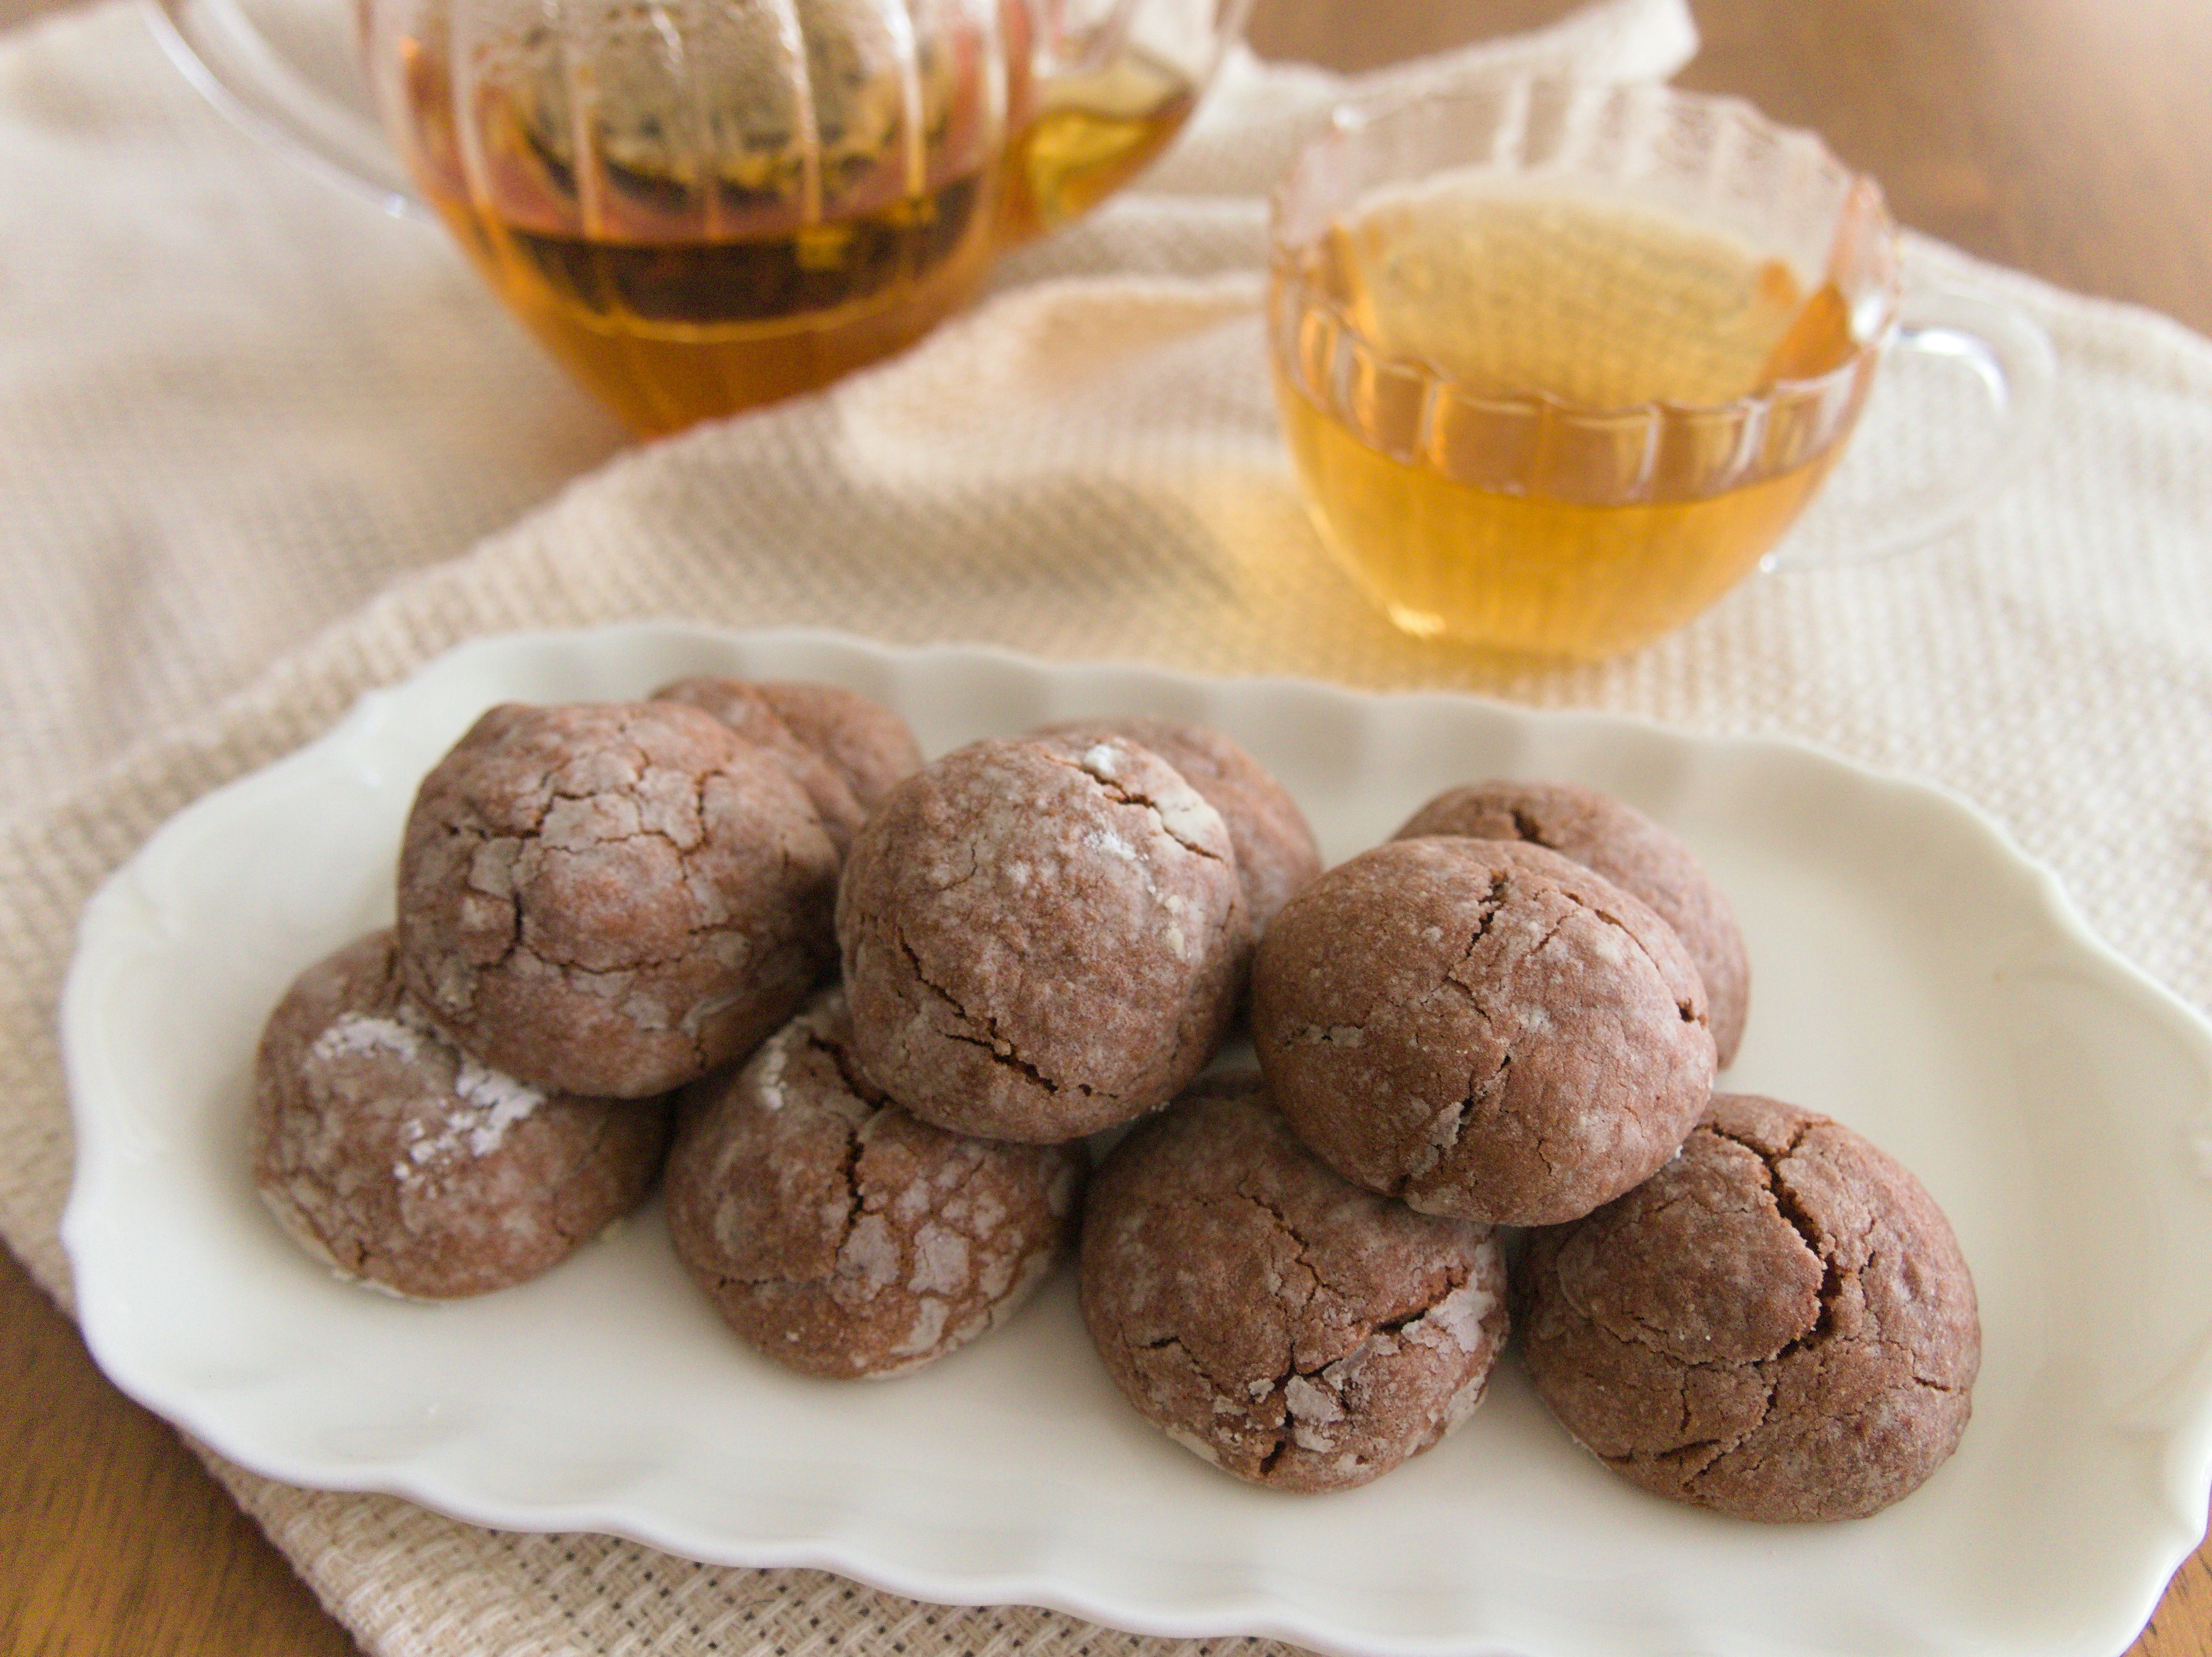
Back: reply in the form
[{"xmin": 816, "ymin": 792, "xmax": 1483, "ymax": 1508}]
[
  {"xmin": 752, "ymin": 683, "xmax": 924, "ymax": 813},
  {"xmin": 837, "ymin": 732, "xmax": 1246, "ymax": 1143},
  {"xmin": 1251, "ymin": 837, "xmax": 1716, "ymax": 1227},
  {"xmin": 1081, "ymin": 1070, "xmax": 1507, "ymax": 1493},
  {"xmin": 396, "ymin": 700, "xmax": 839, "ymax": 1099},
  {"xmin": 1038, "ymin": 717, "xmax": 1321, "ymax": 937},
  {"xmin": 1517, "ymin": 1092, "xmax": 1980, "ymax": 1522},
  {"xmin": 1395, "ymin": 780, "xmax": 1751, "ymax": 1066},
  {"xmin": 253, "ymin": 930, "xmax": 668, "ymax": 1300},
  {"xmin": 653, "ymin": 678, "xmax": 923, "ymax": 857},
  {"xmin": 665, "ymin": 990, "xmax": 1084, "ymax": 1379}
]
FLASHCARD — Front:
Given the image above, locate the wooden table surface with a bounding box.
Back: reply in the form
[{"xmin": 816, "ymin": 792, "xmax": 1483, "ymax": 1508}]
[{"xmin": 9, "ymin": 1, "xmax": 2212, "ymax": 1653}]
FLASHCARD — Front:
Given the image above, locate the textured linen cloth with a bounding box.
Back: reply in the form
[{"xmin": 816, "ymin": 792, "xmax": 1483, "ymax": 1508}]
[{"xmin": 7, "ymin": 0, "xmax": 2212, "ymax": 1651}]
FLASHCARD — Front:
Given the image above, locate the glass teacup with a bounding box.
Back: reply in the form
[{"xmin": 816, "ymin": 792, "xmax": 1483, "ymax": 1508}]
[{"xmin": 1268, "ymin": 82, "xmax": 2052, "ymax": 661}]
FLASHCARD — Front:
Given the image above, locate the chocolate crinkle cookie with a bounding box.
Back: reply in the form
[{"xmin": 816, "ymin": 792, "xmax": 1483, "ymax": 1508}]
[
  {"xmin": 1395, "ymin": 780, "xmax": 1751, "ymax": 1066},
  {"xmin": 1518, "ymin": 1092, "xmax": 1980, "ymax": 1522},
  {"xmin": 1081, "ymin": 1071, "xmax": 1508, "ymax": 1493},
  {"xmin": 1252, "ymin": 837, "xmax": 1716, "ymax": 1227},
  {"xmin": 665, "ymin": 990, "xmax": 1084, "ymax": 1378},
  {"xmin": 396, "ymin": 701, "xmax": 840, "ymax": 1099},
  {"xmin": 253, "ymin": 930, "xmax": 669, "ymax": 1300},
  {"xmin": 1037, "ymin": 717, "xmax": 1321, "ymax": 938},
  {"xmin": 836, "ymin": 732, "xmax": 1246, "ymax": 1143},
  {"xmin": 653, "ymin": 677, "xmax": 923, "ymax": 857}
]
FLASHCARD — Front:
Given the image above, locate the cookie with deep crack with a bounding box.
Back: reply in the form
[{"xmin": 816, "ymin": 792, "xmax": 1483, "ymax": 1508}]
[
  {"xmin": 1251, "ymin": 837, "xmax": 1717, "ymax": 1226},
  {"xmin": 253, "ymin": 930, "xmax": 669, "ymax": 1299},
  {"xmin": 1395, "ymin": 780, "xmax": 1751, "ymax": 1066},
  {"xmin": 653, "ymin": 677, "xmax": 923, "ymax": 858},
  {"xmin": 836, "ymin": 732, "xmax": 1247, "ymax": 1143},
  {"xmin": 1037, "ymin": 717, "xmax": 1321, "ymax": 940},
  {"xmin": 1081, "ymin": 1070, "xmax": 1508, "ymax": 1493},
  {"xmin": 1517, "ymin": 1092, "xmax": 1980, "ymax": 1521},
  {"xmin": 665, "ymin": 989, "xmax": 1084, "ymax": 1378},
  {"xmin": 397, "ymin": 701, "xmax": 840, "ymax": 1098}
]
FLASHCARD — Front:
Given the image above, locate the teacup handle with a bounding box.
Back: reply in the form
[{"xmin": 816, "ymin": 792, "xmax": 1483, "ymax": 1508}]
[
  {"xmin": 142, "ymin": 0, "xmax": 426, "ymax": 218},
  {"xmin": 1764, "ymin": 287, "xmax": 2056, "ymax": 570}
]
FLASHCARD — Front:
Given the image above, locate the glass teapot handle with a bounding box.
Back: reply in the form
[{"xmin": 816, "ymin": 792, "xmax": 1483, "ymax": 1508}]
[
  {"xmin": 1001, "ymin": 0, "xmax": 1251, "ymax": 237},
  {"xmin": 142, "ymin": 0, "xmax": 425, "ymax": 217}
]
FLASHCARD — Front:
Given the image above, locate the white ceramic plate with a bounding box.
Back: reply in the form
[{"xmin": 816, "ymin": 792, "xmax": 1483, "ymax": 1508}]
[{"xmin": 60, "ymin": 626, "xmax": 2212, "ymax": 1657}]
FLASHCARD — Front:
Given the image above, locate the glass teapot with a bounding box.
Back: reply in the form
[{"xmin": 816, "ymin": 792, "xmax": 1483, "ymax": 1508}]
[{"xmin": 154, "ymin": 0, "xmax": 1251, "ymax": 431}]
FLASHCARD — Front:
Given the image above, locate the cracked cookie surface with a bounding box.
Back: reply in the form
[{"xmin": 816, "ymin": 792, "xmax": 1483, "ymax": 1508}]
[
  {"xmin": 665, "ymin": 989, "xmax": 1084, "ymax": 1378},
  {"xmin": 1518, "ymin": 1091, "xmax": 1980, "ymax": 1522},
  {"xmin": 1038, "ymin": 717, "xmax": 1321, "ymax": 941},
  {"xmin": 1251, "ymin": 837, "xmax": 1716, "ymax": 1226},
  {"xmin": 253, "ymin": 930, "xmax": 669, "ymax": 1299},
  {"xmin": 1395, "ymin": 780, "xmax": 1751, "ymax": 1066},
  {"xmin": 653, "ymin": 677, "xmax": 923, "ymax": 858},
  {"xmin": 836, "ymin": 732, "xmax": 1246, "ymax": 1143},
  {"xmin": 1081, "ymin": 1070, "xmax": 1506, "ymax": 1493},
  {"xmin": 396, "ymin": 701, "xmax": 841, "ymax": 1098}
]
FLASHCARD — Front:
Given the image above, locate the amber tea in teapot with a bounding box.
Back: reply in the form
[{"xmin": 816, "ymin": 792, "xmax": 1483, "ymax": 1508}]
[{"xmin": 373, "ymin": 0, "xmax": 1227, "ymax": 433}]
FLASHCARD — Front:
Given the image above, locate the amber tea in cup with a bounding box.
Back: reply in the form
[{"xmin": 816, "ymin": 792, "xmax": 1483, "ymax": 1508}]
[{"xmin": 1269, "ymin": 85, "xmax": 2048, "ymax": 660}]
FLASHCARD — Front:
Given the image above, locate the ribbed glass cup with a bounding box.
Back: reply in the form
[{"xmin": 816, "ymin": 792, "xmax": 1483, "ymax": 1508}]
[{"xmin": 1269, "ymin": 82, "xmax": 1909, "ymax": 661}]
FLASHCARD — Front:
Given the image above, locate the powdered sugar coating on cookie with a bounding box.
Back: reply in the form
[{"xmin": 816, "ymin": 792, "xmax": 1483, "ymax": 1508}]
[
  {"xmin": 1396, "ymin": 780, "xmax": 1751, "ymax": 1065},
  {"xmin": 253, "ymin": 930, "xmax": 668, "ymax": 1299},
  {"xmin": 396, "ymin": 701, "xmax": 840, "ymax": 1098},
  {"xmin": 1081, "ymin": 1071, "xmax": 1507, "ymax": 1492},
  {"xmin": 836, "ymin": 733, "xmax": 1247, "ymax": 1143},
  {"xmin": 665, "ymin": 989, "xmax": 1083, "ymax": 1378},
  {"xmin": 652, "ymin": 678, "xmax": 922, "ymax": 858},
  {"xmin": 1038, "ymin": 717, "xmax": 1322, "ymax": 941},
  {"xmin": 1253, "ymin": 837, "xmax": 1717, "ymax": 1227},
  {"xmin": 1518, "ymin": 1092, "xmax": 1980, "ymax": 1521}
]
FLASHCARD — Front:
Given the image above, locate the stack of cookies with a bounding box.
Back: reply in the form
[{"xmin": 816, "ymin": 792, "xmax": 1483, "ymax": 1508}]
[
  {"xmin": 1243, "ymin": 784, "xmax": 1979, "ymax": 1519},
  {"xmin": 250, "ymin": 679, "xmax": 1979, "ymax": 1524},
  {"xmin": 252, "ymin": 686, "xmax": 905, "ymax": 1299}
]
